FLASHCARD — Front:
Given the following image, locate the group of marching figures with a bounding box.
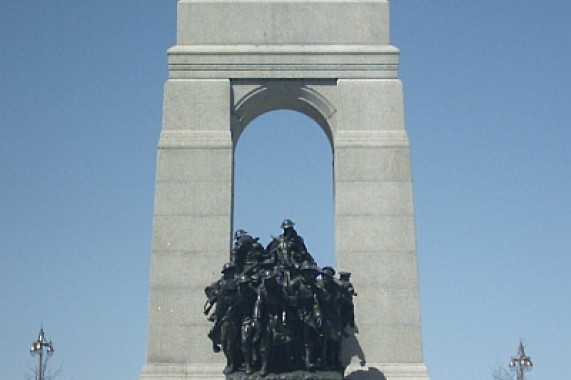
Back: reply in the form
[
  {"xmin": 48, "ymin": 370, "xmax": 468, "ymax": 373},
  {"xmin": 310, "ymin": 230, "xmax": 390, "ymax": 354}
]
[{"xmin": 204, "ymin": 219, "xmax": 357, "ymax": 376}]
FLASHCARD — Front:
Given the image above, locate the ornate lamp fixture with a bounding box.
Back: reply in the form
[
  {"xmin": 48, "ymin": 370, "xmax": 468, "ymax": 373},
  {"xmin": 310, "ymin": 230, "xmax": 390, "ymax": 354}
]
[
  {"xmin": 509, "ymin": 341, "xmax": 532, "ymax": 380},
  {"xmin": 30, "ymin": 328, "xmax": 54, "ymax": 380}
]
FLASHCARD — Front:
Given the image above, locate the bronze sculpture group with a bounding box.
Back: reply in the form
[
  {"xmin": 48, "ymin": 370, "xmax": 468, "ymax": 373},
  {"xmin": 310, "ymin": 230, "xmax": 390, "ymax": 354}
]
[{"xmin": 204, "ymin": 219, "xmax": 357, "ymax": 376}]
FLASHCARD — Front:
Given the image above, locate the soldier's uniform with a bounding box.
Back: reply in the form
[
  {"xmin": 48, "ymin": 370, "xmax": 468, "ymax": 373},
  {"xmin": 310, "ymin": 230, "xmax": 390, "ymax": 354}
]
[{"xmin": 288, "ymin": 263, "xmax": 323, "ymax": 371}]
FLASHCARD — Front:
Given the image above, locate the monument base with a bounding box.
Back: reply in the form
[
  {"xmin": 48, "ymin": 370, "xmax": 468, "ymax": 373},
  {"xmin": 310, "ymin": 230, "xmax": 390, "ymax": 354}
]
[
  {"xmin": 226, "ymin": 370, "xmax": 343, "ymax": 380},
  {"xmin": 345, "ymin": 363, "xmax": 430, "ymax": 380},
  {"xmin": 140, "ymin": 363, "xmax": 222, "ymax": 379},
  {"xmin": 140, "ymin": 363, "xmax": 429, "ymax": 380}
]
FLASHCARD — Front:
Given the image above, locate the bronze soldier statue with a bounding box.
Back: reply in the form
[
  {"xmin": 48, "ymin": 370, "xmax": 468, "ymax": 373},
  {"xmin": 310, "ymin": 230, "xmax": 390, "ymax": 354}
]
[
  {"xmin": 254, "ymin": 269, "xmax": 290, "ymax": 376},
  {"xmin": 339, "ymin": 271, "xmax": 357, "ymax": 329},
  {"xmin": 236, "ymin": 274, "xmax": 260, "ymax": 374},
  {"xmin": 204, "ymin": 223, "xmax": 355, "ymax": 376},
  {"xmin": 317, "ymin": 266, "xmax": 344, "ymax": 370},
  {"xmin": 207, "ymin": 263, "xmax": 241, "ymax": 374},
  {"xmin": 230, "ymin": 229, "xmax": 264, "ymax": 276},
  {"xmin": 266, "ymin": 219, "xmax": 316, "ymax": 287},
  {"xmin": 288, "ymin": 262, "xmax": 323, "ymax": 371}
]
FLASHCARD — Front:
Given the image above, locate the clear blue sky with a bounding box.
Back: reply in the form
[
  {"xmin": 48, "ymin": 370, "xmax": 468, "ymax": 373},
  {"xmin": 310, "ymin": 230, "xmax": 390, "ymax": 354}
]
[{"xmin": 2, "ymin": 1, "xmax": 570, "ymax": 379}]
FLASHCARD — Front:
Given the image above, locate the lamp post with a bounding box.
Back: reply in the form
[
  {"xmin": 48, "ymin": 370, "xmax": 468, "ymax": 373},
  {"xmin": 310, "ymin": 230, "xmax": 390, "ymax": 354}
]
[
  {"xmin": 509, "ymin": 341, "xmax": 532, "ymax": 380},
  {"xmin": 30, "ymin": 328, "xmax": 54, "ymax": 380}
]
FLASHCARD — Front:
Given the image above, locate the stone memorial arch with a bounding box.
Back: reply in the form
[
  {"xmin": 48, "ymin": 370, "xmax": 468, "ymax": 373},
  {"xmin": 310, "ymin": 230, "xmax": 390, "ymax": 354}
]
[{"xmin": 140, "ymin": 1, "xmax": 430, "ymax": 379}]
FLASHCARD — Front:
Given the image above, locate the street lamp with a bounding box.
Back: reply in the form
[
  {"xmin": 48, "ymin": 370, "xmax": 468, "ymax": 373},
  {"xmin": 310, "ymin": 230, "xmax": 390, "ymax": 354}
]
[
  {"xmin": 509, "ymin": 341, "xmax": 532, "ymax": 380},
  {"xmin": 30, "ymin": 328, "xmax": 54, "ymax": 380}
]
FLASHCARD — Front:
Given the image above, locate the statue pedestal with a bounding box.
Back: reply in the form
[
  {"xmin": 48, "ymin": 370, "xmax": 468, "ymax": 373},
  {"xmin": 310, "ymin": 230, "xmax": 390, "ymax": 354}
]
[
  {"xmin": 345, "ymin": 363, "xmax": 430, "ymax": 380},
  {"xmin": 226, "ymin": 370, "xmax": 343, "ymax": 380},
  {"xmin": 140, "ymin": 365, "xmax": 344, "ymax": 380},
  {"xmin": 140, "ymin": 363, "xmax": 429, "ymax": 380},
  {"xmin": 140, "ymin": 363, "xmax": 222, "ymax": 379}
]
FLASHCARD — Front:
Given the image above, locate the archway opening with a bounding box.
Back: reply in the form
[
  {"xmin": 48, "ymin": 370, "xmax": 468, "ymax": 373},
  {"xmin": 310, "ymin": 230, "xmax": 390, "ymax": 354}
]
[{"xmin": 233, "ymin": 110, "xmax": 335, "ymax": 267}]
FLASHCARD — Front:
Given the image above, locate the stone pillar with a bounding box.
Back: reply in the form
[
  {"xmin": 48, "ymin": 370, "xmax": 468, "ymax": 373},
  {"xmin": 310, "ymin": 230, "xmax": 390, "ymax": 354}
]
[
  {"xmin": 335, "ymin": 80, "xmax": 428, "ymax": 378},
  {"xmin": 140, "ymin": 79, "xmax": 234, "ymax": 378}
]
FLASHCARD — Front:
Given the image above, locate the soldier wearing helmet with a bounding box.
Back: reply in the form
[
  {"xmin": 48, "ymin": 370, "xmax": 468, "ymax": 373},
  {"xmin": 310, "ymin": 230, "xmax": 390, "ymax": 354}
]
[
  {"xmin": 317, "ymin": 265, "xmax": 344, "ymax": 370},
  {"xmin": 235, "ymin": 274, "xmax": 259, "ymax": 374},
  {"xmin": 287, "ymin": 262, "xmax": 323, "ymax": 371},
  {"xmin": 338, "ymin": 271, "xmax": 357, "ymax": 328},
  {"xmin": 230, "ymin": 229, "xmax": 264, "ymax": 275},
  {"xmin": 267, "ymin": 219, "xmax": 315, "ymax": 273},
  {"xmin": 206, "ymin": 263, "xmax": 241, "ymax": 373},
  {"xmin": 254, "ymin": 268, "xmax": 289, "ymax": 376}
]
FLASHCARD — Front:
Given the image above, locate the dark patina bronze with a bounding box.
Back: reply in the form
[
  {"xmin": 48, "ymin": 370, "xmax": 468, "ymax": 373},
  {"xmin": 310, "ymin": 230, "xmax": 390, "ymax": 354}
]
[{"xmin": 204, "ymin": 220, "xmax": 357, "ymax": 378}]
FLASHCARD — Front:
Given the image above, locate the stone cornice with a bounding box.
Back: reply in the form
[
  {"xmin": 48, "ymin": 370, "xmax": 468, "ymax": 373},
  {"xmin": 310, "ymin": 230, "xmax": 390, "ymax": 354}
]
[{"xmin": 167, "ymin": 44, "xmax": 399, "ymax": 79}]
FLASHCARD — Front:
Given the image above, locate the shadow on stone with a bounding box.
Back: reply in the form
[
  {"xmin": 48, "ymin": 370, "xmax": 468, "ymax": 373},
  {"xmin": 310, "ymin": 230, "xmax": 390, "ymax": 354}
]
[
  {"xmin": 343, "ymin": 367, "xmax": 386, "ymax": 380},
  {"xmin": 340, "ymin": 325, "xmax": 366, "ymax": 370}
]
